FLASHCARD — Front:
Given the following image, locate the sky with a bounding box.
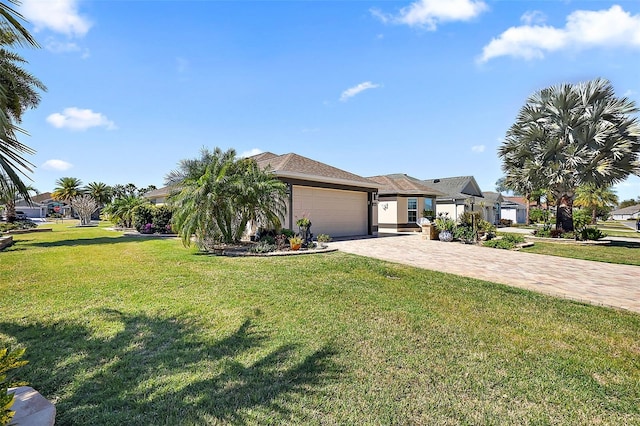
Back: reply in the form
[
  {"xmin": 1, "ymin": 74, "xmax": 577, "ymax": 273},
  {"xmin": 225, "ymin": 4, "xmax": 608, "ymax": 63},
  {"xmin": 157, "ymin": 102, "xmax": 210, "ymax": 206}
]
[{"xmin": 12, "ymin": 0, "xmax": 640, "ymax": 202}]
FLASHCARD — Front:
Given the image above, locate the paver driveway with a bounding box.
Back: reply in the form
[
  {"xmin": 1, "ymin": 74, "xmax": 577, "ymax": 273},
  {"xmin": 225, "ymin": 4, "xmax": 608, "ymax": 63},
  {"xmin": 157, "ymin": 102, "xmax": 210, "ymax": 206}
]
[{"xmin": 331, "ymin": 234, "xmax": 640, "ymax": 313}]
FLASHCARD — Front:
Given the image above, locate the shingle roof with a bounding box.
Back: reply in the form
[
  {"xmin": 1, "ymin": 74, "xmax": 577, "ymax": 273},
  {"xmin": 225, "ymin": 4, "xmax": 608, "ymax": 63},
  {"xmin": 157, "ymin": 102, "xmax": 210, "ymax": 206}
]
[
  {"xmin": 252, "ymin": 152, "xmax": 378, "ymax": 189},
  {"xmin": 611, "ymin": 204, "xmax": 640, "ymax": 215},
  {"xmin": 143, "ymin": 187, "xmax": 173, "ymax": 198},
  {"xmin": 481, "ymin": 191, "xmax": 504, "ymax": 204},
  {"xmin": 422, "ymin": 176, "xmax": 484, "ymax": 199},
  {"xmin": 367, "ymin": 174, "xmax": 444, "ymax": 196}
]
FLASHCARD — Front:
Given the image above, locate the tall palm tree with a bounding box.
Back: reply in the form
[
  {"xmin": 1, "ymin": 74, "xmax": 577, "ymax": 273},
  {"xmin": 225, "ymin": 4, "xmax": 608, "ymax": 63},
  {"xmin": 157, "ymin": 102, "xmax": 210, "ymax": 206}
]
[
  {"xmin": 52, "ymin": 177, "xmax": 84, "ymax": 216},
  {"xmin": 0, "ymin": 1, "xmax": 45, "ymax": 201},
  {"xmin": 575, "ymin": 184, "xmax": 618, "ymax": 225},
  {"xmin": 499, "ymin": 78, "xmax": 640, "ymax": 232},
  {"xmin": 167, "ymin": 147, "xmax": 287, "ymax": 247},
  {"xmin": 85, "ymin": 181, "xmax": 112, "ymax": 207}
]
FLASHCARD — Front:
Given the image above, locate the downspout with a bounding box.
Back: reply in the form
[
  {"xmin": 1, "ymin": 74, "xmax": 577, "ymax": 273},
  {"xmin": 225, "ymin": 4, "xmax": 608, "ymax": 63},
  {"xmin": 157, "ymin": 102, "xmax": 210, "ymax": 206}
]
[{"xmin": 288, "ymin": 183, "xmax": 293, "ymax": 232}]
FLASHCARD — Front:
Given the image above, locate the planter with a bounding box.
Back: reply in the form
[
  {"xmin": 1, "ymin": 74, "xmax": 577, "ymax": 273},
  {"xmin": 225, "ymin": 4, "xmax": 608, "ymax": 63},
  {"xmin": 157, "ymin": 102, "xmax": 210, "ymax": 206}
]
[
  {"xmin": 290, "ymin": 243, "xmax": 301, "ymax": 251},
  {"xmin": 438, "ymin": 230, "xmax": 454, "ymax": 242}
]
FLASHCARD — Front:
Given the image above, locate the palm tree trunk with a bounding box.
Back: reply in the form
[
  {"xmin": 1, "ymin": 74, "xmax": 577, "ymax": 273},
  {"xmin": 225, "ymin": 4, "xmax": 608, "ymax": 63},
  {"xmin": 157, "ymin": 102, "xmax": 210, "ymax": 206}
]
[
  {"xmin": 591, "ymin": 208, "xmax": 598, "ymax": 225},
  {"xmin": 525, "ymin": 192, "xmax": 531, "ymax": 225},
  {"xmin": 556, "ymin": 194, "xmax": 574, "ymax": 232},
  {"xmin": 6, "ymin": 198, "xmax": 16, "ymax": 221}
]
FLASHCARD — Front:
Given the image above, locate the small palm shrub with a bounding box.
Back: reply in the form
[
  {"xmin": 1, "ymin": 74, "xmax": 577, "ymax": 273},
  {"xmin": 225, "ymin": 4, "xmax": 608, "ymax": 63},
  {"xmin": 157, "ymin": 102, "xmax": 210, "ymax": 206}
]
[
  {"xmin": 580, "ymin": 227, "xmax": 606, "ymax": 241},
  {"xmin": 0, "ymin": 347, "xmax": 28, "ymax": 426},
  {"xmin": 484, "ymin": 233, "xmax": 525, "ymax": 250}
]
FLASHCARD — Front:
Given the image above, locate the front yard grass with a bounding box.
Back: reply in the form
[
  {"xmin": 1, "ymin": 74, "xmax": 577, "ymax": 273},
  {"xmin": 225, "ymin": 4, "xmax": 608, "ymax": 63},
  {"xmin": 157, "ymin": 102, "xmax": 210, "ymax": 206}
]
[
  {"xmin": 521, "ymin": 240, "xmax": 640, "ymax": 266},
  {"xmin": 1, "ymin": 224, "xmax": 639, "ymax": 424}
]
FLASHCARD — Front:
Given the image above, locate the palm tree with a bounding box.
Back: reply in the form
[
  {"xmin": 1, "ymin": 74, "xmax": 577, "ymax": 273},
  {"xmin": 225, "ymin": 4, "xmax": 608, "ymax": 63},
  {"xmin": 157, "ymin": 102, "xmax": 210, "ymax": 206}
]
[
  {"xmin": 167, "ymin": 147, "xmax": 287, "ymax": 247},
  {"xmin": 102, "ymin": 195, "xmax": 147, "ymax": 228},
  {"xmin": 0, "ymin": 2, "xmax": 45, "ymax": 201},
  {"xmin": 52, "ymin": 177, "xmax": 84, "ymax": 216},
  {"xmin": 499, "ymin": 78, "xmax": 640, "ymax": 232},
  {"xmin": 85, "ymin": 182, "xmax": 112, "ymax": 207},
  {"xmin": 575, "ymin": 184, "xmax": 618, "ymax": 225},
  {"xmin": 0, "ymin": 171, "xmax": 36, "ymax": 221}
]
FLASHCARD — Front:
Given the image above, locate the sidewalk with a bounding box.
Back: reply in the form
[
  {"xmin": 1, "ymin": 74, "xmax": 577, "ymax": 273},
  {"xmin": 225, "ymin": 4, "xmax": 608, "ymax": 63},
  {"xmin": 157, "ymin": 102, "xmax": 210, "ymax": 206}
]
[{"xmin": 331, "ymin": 234, "xmax": 640, "ymax": 314}]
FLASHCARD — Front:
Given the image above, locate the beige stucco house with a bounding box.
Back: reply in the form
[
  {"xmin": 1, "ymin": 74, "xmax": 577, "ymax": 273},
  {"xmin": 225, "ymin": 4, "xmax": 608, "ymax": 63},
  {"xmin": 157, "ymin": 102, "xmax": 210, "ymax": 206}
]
[
  {"xmin": 252, "ymin": 152, "xmax": 379, "ymax": 238},
  {"xmin": 367, "ymin": 174, "xmax": 443, "ymax": 233},
  {"xmin": 146, "ymin": 152, "xmax": 380, "ymax": 238},
  {"xmin": 423, "ymin": 176, "xmax": 485, "ymax": 222}
]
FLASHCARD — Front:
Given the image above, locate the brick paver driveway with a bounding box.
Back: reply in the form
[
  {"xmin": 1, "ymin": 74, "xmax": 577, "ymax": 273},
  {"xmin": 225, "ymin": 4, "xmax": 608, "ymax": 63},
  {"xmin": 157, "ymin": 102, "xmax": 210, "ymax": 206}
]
[{"xmin": 331, "ymin": 234, "xmax": 640, "ymax": 314}]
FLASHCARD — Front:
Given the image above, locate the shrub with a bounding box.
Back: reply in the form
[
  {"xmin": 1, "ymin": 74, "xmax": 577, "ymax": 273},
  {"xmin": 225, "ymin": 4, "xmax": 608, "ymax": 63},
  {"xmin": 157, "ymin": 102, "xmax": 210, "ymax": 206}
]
[
  {"xmin": 580, "ymin": 227, "xmax": 606, "ymax": 241},
  {"xmin": 248, "ymin": 241, "xmax": 276, "ymax": 253},
  {"xmin": 501, "ymin": 233, "xmax": 525, "ymax": 244},
  {"xmin": 280, "ymin": 228, "xmax": 295, "ymax": 238},
  {"xmin": 529, "ymin": 208, "xmax": 550, "ymax": 224},
  {"xmin": 0, "ymin": 347, "xmax": 28, "ymax": 426},
  {"xmin": 317, "ymin": 234, "xmax": 331, "ymax": 243},
  {"xmin": 572, "ymin": 209, "xmax": 591, "ymax": 232},
  {"xmin": 498, "ymin": 218, "xmax": 513, "ymax": 227},
  {"xmin": 133, "ymin": 204, "xmax": 155, "ymax": 232},
  {"xmin": 0, "ymin": 220, "xmax": 37, "ymax": 233},
  {"xmin": 483, "ymin": 239, "xmax": 516, "ymax": 250},
  {"xmin": 454, "ymin": 225, "xmax": 476, "ymax": 243},
  {"xmin": 153, "ymin": 206, "xmax": 173, "ymax": 234},
  {"xmin": 275, "ymin": 234, "xmax": 288, "ymax": 251},
  {"xmin": 434, "ymin": 213, "xmax": 456, "ymax": 232}
]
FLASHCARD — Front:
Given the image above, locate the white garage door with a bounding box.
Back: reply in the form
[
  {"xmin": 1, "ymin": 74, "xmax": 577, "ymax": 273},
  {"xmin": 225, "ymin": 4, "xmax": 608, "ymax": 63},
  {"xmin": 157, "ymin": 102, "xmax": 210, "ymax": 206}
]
[{"xmin": 293, "ymin": 186, "xmax": 368, "ymax": 237}]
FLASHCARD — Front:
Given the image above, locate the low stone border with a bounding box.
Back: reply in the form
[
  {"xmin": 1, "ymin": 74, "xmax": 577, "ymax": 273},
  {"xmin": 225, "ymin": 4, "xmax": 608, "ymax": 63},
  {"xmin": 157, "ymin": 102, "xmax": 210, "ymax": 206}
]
[
  {"xmin": 0, "ymin": 235, "xmax": 13, "ymax": 251},
  {"xmin": 223, "ymin": 246, "xmax": 338, "ymax": 257},
  {"xmin": 7, "ymin": 386, "xmax": 55, "ymax": 425},
  {"xmin": 5, "ymin": 228, "xmax": 53, "ymax": 235},
  {"xmin": 122, "ymin": 232, "xmax": 179, "ymax": 238}
]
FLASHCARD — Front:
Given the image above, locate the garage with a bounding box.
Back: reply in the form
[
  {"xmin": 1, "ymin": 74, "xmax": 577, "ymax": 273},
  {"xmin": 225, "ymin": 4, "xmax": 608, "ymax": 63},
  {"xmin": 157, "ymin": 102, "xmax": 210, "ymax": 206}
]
[{"xmin": 292, "ymin": 186, "xmax": 368, "ymax": 238}]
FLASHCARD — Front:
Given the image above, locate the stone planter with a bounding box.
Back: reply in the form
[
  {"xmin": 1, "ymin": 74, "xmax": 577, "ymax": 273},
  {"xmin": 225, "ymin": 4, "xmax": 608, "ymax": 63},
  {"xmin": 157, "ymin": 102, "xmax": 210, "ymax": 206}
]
[{"xmin": 438, "ymin": 230, "xmax": 454, "ymax": 242}]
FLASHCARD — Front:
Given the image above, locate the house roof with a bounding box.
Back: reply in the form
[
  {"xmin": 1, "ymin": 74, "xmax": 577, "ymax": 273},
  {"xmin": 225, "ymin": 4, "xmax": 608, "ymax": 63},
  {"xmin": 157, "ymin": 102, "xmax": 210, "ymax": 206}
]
[
  {"xmin": 611, "ymin": 204, "xmax": 640, "ymax": 215},
  {"xmin": 481, "ymin": 191, "xmax": 504, "ymax": 204},
  {"xmin": 143, "ymin": 187, "xmax": 173, "ymax": 198},
  {"xmin": 253, "ymin": 152, "xmax": 378, "ymax": 190},
  {"xmin": 367, "ymin": 174, "xmax": 444, "ymax": 196},
  {"xmin": 31, "ymin": 192, "xmax": 54, "ymax": 203},
  {"xmin": 422, "ymin": 176, "xmax": 484, "ymax": 200}
]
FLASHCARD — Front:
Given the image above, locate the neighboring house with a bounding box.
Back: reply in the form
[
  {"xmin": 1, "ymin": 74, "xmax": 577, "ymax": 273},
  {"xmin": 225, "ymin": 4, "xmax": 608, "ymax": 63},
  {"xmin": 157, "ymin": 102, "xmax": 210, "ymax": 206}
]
[
  {"xmin": 611, "ymin": 204, "xmax": 640, "ymax": 220},
  {"xmin": 144, "ymin": 187, "xmax": 171, "ymax": 205},
  {"xmin": 480, "ymin": 192, "xmax": 504, "ymax": 225},
  {"xmin": 501, "ymin": 196, "xmax": 528, "ymax": 224},
  {"xmin": 147, "ymin": 152, "xmax": 380, "ymax": 238},
  {"xmin": 252, "ymin": 152, "xmax": 379, "ymax": 238},
  {"xmin": 367, "ymin": 174, "xmax": 443, "ymax": 233},
  {"xmin": 423, "ymin": 176, "xmax": 485, "ymax": 222}
]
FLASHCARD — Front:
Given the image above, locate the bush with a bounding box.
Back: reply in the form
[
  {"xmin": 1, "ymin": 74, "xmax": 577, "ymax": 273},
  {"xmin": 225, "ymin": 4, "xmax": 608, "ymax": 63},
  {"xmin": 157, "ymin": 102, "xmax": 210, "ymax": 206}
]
[
  {"xmin": 280, "ymin": 228, "xmax": 295, "ymax": 238},
  {"xmin": 529, "ymin": 208, "xmax": 550, "ymax": 224},
  {"xmin": 498, "ymin": 218, "xmax": 513, "ymax": 227},
  {"xmin": 454, "ymin": 225, "xmax": 476, "ymax": 243},
  {"xmin": 572, "ymin": 209, "xmax": 591, "ymax": 232},
  {"xmin": 0, "ymin": 220, "xmax": 37, "ymax": 233},
  {"xmin": 580, "ymin": 227, "xmax": 606, "ymax": 241},
  {"xmin": 483, "ymin": 239, "xmax": 516, "ymax": 250},
  {"xmin": 248, "ymin": 241, "xmax": 276, "ymax": 253},
  {"xmin": 132, "ymin": 205, "xmax": 173, "ymax": 234},
  {"xmin": 0, "ymin": 347, "xmax": 28, "ymax": 426},
  {"xmin": 153, "ymin": 206, "xmax": 173, "ymax": 234},
  {"xmin": 501, "ymin": 233, "xmax": 525, "ymax": 244},
  {"xmin": 275, "ymin": 234, "xmax": 288, "ymax": 251}
]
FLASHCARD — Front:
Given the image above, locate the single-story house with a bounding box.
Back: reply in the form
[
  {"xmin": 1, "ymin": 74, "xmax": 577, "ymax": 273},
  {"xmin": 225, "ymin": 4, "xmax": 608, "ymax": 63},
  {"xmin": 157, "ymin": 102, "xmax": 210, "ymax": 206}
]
[
  {"xmin": 252, "ymin": 152, "xmax": 379, "ymax": 238},
  {"xmin": 367, "ymin": 173, "xmax": 443, "ymax": 233},
  {"xmin": 610, "ymin": 204, "xmax": 640, "ymax": 220},
  {"xmin": 9, "ymin": 200, "xmax": 47, "ymax": 219},
  {"xmin": 423, "ymin": 176, "xmax": 485, "ymax": 222},
  {"xmin": 480, "ymin": 191, "xmax": 504, "ymax": 225},
  {"xmin": 147, "ymin": 152, "xmax": 380, "ymax": 238},
  {"xmin": 500, "ymin": 196, "xmax": 527, "ymax": 224}
]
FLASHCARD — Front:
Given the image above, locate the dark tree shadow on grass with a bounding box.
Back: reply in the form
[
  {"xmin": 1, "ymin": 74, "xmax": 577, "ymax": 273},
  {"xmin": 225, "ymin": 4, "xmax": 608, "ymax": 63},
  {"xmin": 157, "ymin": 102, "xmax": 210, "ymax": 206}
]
[
  {"xmin": 0, "ymin": 311, "xmax": 340, "ymax": 425},
  {"xmin": 607, "ymin": 240, "xmax": 640, "ymax": 249},
  {"xmin": 24, "ymin": 236, "xmax": 155, "ymax": 248}
]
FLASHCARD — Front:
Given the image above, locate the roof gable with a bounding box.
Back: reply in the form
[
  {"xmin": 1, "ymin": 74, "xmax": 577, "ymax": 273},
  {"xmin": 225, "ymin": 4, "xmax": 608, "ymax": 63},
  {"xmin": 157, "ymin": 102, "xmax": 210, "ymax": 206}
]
[
  {"xmin": 611, "ymin": 204, "xmax": 640, "ymax": 215},
  {"xmin": 367, "ymin": 174, "xmax": 443, "ymax": 196},
  {"xmin": 423, "ymin": 176, "xmax": 484, "ymax": 199},
  {"xmin": 252, "ymin": 152, "xmax": 377, "ymax": 189}
]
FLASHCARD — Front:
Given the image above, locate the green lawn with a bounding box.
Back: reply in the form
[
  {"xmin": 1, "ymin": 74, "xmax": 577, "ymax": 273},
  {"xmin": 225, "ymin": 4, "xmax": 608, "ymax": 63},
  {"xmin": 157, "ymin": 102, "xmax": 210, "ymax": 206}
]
[
  {"xmin": 1, "ymin": 224, "xmax": 639, "ymax": 425},
  {"xmin": 521, "ymin": 240, "xmax": 640, "ymax": 266}
]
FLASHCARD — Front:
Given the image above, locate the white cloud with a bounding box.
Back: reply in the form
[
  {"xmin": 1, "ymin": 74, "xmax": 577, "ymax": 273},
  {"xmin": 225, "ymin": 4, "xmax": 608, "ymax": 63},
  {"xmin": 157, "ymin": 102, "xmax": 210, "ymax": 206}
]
[
  {"xmin": 44, "ymin": 37, "xmax": 90, "ymax": 58},
  {"xmin": 238, "ymin": 148, "xmax": 263, "ymax": 158},
  {"xmin": 46, "ymin": 107, "xmax": 117, "ymax": 131},
  {"xmin": 21, "ymin": 0, "xmax": 92, "ymax": 37},
  {"xmin": 41, "ymin": 159, "xmax": 73, "ymax": 171},
  {"xmin": 471, "ymin": 145, "xmax": 486, "ymax": 153},
  {"xmin": 479, "ymin": 5, "xmax": 640, "ymax": 63},
  {"xmin": 624, "ymin": 89, "xmax": 637, "ymax": 97},
  {"xmin": 520, "ymin": 10, "xmax": 546, "ymax": 26},
  {"xmin": 340, "ymin": 82, "xmax": 381, "ymax": 102},
  {"xmin": 372, "ymin": 0, "xmax": 487, "ymax": 30}
]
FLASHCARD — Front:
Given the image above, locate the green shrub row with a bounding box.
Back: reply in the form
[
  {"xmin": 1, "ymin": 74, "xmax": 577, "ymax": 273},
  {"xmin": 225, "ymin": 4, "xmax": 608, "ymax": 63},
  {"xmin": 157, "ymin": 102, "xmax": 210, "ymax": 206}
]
[{"xmin": 132, "ymin": 205, "xmax": 173, "ymax": 234}]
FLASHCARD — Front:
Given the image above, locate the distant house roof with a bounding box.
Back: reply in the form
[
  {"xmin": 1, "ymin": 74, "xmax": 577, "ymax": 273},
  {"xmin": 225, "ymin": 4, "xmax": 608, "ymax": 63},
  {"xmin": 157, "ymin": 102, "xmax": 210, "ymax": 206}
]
[
  {"xmin": 367, "ymin": 174, "xmax": 444, "ymax": 197},
  {"xmin": 143, "ymin": 187, "xmax": 174, "ymax": 198},
  {"xmin": 422, "ymin": 176, "xmax": 484, "ymax": 200},
  {"xmin": 611, "ymin": 204, "xmax": 640, "ymax": 216},
  {"xmin": 31, "ymin": 192, "xmax": 54, "ymax": 203},
  {"xmin": 252, "ymin": 152, "xmax": 378, "ymax": 190},
  {"xmin": 481, "ymin": 191, "xmax": 504, "ymax": 205}
]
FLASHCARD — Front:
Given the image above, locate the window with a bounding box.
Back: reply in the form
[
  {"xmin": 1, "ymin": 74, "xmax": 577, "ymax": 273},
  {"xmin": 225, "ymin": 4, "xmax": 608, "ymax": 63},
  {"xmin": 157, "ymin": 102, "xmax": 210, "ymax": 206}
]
[
  {"xmin": 408, "ymin": 198, "xmax": 417, "ymax": 223},
  {"xmin": 424, "ymin": 198, "xmax": 434, "ymax": 217}
]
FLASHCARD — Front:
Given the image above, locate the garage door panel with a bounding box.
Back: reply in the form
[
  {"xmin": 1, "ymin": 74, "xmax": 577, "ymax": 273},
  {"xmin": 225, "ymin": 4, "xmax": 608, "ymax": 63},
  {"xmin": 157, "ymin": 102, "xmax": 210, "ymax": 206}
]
[{"xmin": 293, "ymin": 186, "xmax": 367, "ymax": 237}]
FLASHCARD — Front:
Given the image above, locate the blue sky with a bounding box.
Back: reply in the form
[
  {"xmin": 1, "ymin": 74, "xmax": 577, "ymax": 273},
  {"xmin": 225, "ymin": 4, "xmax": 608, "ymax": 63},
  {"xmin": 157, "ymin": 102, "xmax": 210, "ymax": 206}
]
[{"xmin": 14, "ymin": 0, "xmax": 640, "ymax": 201}]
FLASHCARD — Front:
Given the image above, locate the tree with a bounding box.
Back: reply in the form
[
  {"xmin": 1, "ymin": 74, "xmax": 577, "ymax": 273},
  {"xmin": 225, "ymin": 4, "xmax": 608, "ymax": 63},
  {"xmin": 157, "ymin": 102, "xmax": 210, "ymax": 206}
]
[
  {"xmin": 574, "ymin": 184, "xmax": 618, "ymax": 224},
  {"xmin": 167, "ymin": 147, "xmax": 287, "ymax": 248},
  {"xmin": 499, "ymin": 78, "xmax": 640, "ymax": 232},
  {"xmin": 85, "ymin": 181, "xmax": 112, "ymax": 207},
  {"xmin": 0, "ymin": 2, "xmax": 45, "ymax": 201},
  {"xmin": 102, "ymin": 195, "xmax": 148, "ymax": 228},
  {"xmin": 0, "ymin": 171, "xmax": 36, "ymax": 221},
  {"xmin": 52, "ymin": 177, "xmax": 84, "ymax": 216},
  {"xmin": 619, "ymin": 198, "xmax": 640, "ymax": 209},
  {"xmin": 70, "ymin": 194, "xmax": 98, "ymax": 226}
]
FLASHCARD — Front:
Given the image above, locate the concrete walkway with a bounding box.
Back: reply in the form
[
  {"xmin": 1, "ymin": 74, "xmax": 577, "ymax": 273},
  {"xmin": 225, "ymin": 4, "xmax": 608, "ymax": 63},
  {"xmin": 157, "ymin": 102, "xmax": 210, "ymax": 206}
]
[{"xmin": 331, "ymin": 234, "xmax": 640, "ymax": 314}]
